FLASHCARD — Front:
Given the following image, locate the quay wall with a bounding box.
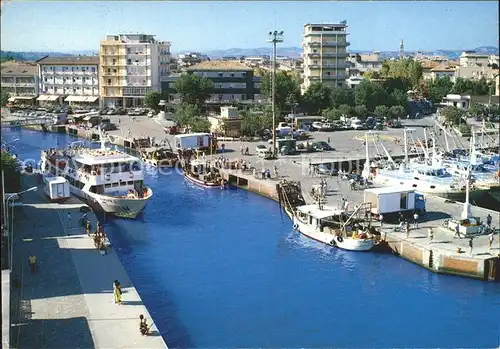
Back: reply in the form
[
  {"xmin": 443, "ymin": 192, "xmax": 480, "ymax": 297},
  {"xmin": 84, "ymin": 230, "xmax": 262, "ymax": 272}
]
[{"xmin": 220, "ymin": 169, "xmax": 500, "ymax": 282}]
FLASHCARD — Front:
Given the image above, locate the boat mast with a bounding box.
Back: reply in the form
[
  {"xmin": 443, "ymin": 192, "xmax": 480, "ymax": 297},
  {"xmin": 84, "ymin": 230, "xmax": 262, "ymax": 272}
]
[
  {"xmin": 460, "ymin": 165, "xmax": 472, "ymax": 220},
  {"xmin": 403, "ymin": 128, "xmax": 408, "ymax": 165},
  {"xmin": 361, "ymin": 131, "xmax": 370, "ymax": 180},
  {"xmin": 423, "ymin": 128, "xmax": 429, "ymax": 159},
  {"xmin": 99, "ymin": 126, "xmax": 106, "ymax": 150}
]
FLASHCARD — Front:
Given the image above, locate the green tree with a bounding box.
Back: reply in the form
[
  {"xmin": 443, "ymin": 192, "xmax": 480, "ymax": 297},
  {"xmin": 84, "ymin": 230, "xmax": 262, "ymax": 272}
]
[
  {"xmin": 174, "ymin": 103, "xmax": 201, "ymax": 127},
  {"xmin": 379, "ymin": 59, "xmax": 423, "ymax": 88},
  {"xmin": 389, "ymin": 89, "xmax": 408, "ymax": 109},
  {"xmin": 323, "ymin": 108, "xmax": 343, "ymax": 121},
  {"xmin": 338, "ymin": 104, "xmax": 355, "ymax": 118},
  {"xmin": 172, "ymin": 73, "xmax": 213, "ymax": 107},
  {"xmin": 330, "ymin": 87, "xmax": 355, "ymax": 108},
  {"xmin": 260, "ymin": 71, "xmax": 301, "ymax": 114},
  {"xmin": 240, "ymin": 107, "xmax": 272, "ymax": 136},
  {"xmin": 389, "ymin": 105, "xmax": 406, "ymax": 119},
  {"xmin": 189, "ymin": 116, "xmax": 211, "ymax": 133},
  {"xmin": 1, "ymin": 89, "xmax": 10, "ymax": 106},
  {"xmin": 354, "ymin": 105, "xmax": 368, "ymax": 119},
  {"xmin": 382, "ymin": 77, "xmax": 411, "ymax": 94},
  {"xmin": 354, "ymin": 80, "xmax": 388, "ymax": 111},
  {"xmin": 363, "ymin": 70, "xmax": 382, "ymax": 79},
  {"xmin": 441, "ymin": 106, "xmax": 465, "ymax": 126},
  {"xmin": 301, "ymin": 82, "xmax": 333, "ymax": 115},
  {"xmin": 468, "ymin": 102, "xmax": 487, "ymax": 117},
  {"xmin": 426, "ymin": 77, "xmax": 454, "ymax": 103},
  {"xmin": 0, "ymin": 151, "xmax": 21, "ymax": 193},
  {"xmin": 374, "ymin": 105, "xmax": 391, "ymax": 119},
  {"xmin": 144, "ymin": 91, "xmax": 163, "ymax": 112},
  {"xmin": 452, "ymin": 77, "xmax": 491, "ymax": 96}
]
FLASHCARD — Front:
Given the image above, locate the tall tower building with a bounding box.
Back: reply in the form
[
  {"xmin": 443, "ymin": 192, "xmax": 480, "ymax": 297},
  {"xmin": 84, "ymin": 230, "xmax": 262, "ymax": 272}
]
[
  {"xmin": 99, "ymin": 34, "xmax": 171, "ymax": 108},
  {"xmin": 399, "ymin": 39, "xmax": 405, "ymax": 59},
  {"xmin": 301, "ymin": 22, "xmax": 349, "ymax": 93}
]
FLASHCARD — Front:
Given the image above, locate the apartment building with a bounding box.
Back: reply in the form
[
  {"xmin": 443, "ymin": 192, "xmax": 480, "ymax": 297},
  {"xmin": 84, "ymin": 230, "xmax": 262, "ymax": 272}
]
[
  {"xmin": 177, "ymin": 52, "xmax": 210, "ymax": 70},
  {"xmin": 301, "ymin": 22, "xmax": 350, "ymax": 93},
  {"xmin": 36, "ymin": 56, "xmax": 100, "ymax": 105},
  {"xmin": 347, "ymin": 52, "xmax": 382, "ymax": 77},
  {"xmin": 99, "ymin": 33, "xmax": 171, "ymax": 108},
  {"xmin": 1, "ymin": 61, "xmax": 38, "ymax": 104},
  {"xmin": 162, "ymin": 60, "xmax": 261, "ymax": 105}
]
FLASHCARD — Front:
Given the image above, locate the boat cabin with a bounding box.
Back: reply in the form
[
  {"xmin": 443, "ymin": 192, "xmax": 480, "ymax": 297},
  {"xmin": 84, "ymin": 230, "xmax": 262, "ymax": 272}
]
[
  {"xmin": 296, "ymin": 205, "xmax": 346, "ymax": 230},
  {"xmin": 186, "ymin": 159, "xmax": 222, "ymax": 183}
]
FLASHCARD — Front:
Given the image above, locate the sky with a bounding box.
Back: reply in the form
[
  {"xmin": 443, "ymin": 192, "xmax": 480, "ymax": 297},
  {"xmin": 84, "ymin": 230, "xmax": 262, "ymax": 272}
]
[{"xmin": 1, "ymin": 1, "xmax": 498, "ymax": 53}]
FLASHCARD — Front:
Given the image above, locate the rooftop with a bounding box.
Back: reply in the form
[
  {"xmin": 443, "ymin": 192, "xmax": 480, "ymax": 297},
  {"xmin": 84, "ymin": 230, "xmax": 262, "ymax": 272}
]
[
  {"xmin": 187, "ymin": 60, "xmax": 252, "ymax": 71},
  {"xmin": 36, "ymin": 55, "xmax": 100, "ymax": 65},
  {"xmin": 73, "ymin": 149, "xmax": 138, "ymax": 165},
  {"xmin": 430, "ymin": 64, "xmax": 456, "ymax": 72},
  {"xmin": 0, "ymin": 61, "xmax": 37, "ymax": 76}
]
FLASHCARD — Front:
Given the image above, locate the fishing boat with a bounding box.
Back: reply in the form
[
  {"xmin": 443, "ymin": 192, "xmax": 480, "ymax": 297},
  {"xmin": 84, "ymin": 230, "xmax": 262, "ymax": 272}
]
[
  {"xmin": 140, "ymin": 146, "xmax": 178, "ymax": 168},
  {"xmin": 292, "ymin": 204, "xmax": 377, "ymax": 251},
  {"xmin": 40, "ymin": 132, "xmax": 153, "ymax": 218},
  {"xmin": 184, "ymin": 159, "xmax": 227, "ymax": 189}
]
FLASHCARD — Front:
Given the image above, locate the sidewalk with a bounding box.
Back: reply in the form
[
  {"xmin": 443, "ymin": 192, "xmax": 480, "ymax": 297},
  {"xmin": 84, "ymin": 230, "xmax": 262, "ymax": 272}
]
[{"xmin": 10, "ymin": 175, "xmax": 167, "ymax": 348}]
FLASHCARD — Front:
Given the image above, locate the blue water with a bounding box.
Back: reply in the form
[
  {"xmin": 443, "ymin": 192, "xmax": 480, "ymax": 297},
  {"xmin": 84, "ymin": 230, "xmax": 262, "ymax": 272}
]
[{"xmin": 4, "ymin": 128, "xmax": 500, "ymax": 348}]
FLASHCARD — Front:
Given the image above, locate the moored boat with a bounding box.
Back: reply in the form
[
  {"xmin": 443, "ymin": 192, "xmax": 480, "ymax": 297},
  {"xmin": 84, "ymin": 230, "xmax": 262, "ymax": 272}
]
[
  {"xmin": 292, "ymin": 204, "xmax": 378, "ymax": 251},
  {"xmin": 184, "ymin": 159, "xmax": 227, "ymax": 189}
]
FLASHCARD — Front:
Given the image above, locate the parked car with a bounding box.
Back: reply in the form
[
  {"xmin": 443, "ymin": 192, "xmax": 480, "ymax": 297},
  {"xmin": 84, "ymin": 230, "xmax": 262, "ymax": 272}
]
[
  {"xmin": 312, "ymin": 141, "xmax": 334, "ymax": 152},
  {"xmin": 387, "ymin": 120, "xmax": 402, "ymax": 128},
  {"xmin": 315, "ymin": 163, "xmax": 339, "ymax": 176}
]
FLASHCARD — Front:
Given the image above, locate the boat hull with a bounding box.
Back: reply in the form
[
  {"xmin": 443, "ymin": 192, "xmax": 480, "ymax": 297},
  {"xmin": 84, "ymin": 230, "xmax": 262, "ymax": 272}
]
[
  {"xmin": 184, "ymin": 173, "xmax": 226, "ymax": 189},
  {"xmin": 293, "ymin": 217, "xmax": 375, "ymax": 252}
]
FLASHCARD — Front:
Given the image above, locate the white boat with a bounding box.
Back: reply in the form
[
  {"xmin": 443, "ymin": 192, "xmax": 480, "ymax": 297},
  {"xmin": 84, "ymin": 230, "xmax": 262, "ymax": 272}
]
[
  {"xmin": 292, "ymin": 204, "xmax": 376, "ymax": 251},
  {"xmin": 40, "ymin": 135, "xmax": 153, "ymax": 218}
]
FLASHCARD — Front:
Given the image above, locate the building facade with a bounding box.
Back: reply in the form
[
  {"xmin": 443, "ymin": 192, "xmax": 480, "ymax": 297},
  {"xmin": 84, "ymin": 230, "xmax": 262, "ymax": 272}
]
[
  {"xmin": 301, "ymin": 22, "xmax": 349, "ymax": 93},
  {"xmin": 36, "ymin": 56, "xmax": 100, "ymax": 105},
  {"xmin": 347, "ymin": 52, "xmax": 382, "ymax": 77},
  {"xmin": 1, "ymin": 61, "xmax": 38, "ymax": 104},
  {"xmin": 161, "ymin": 60, "xmax": 261, "ymax": 105},
  {"xmin": 99, "ymin": 34, "xmax": 171, "ymax": 108}
]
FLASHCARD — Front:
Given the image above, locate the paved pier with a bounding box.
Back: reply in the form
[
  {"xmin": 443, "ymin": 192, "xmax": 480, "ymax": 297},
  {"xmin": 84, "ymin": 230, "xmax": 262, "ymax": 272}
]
[{"xmin": 10, "ymin": 174, "xmax": 166, "ymax": 349}]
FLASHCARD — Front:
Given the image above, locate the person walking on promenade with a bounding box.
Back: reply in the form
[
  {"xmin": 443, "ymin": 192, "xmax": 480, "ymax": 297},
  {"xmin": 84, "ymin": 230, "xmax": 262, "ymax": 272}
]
[
  {"xmin": 486, "ymin": 214, "xmax": 492, "ymax": 228},
  {"xmin": 86, "ymin": 220, "xmax": 92, "ymax": 236},
  {"xmin": 428, "ymin": 227, "xmax": 434, "ymax": 244},
  {"xmin": 488, "ymin": 232, "xmax": 494, "ymax": 250},
  {"xmin": 469, "ymin": 237, "xmax": 474, "ymax": 256},
  {"xmin": 240, "ymin": 145, "xmax": 244, "ymax": 155},
  {"xmin": 405, "ymin": 220, "xmax": 410, "ymax": 238},
  {"xmin": 114, "ymin": 281, "xmax": 122, "ymax": 305},
  {"xmin": 413, "ymin": 212, "xmax": 419, "ymax": 229},
  {"xmin": 67, "ymin": 212, "xmax": 72, "ymax": 236},
  {"xmin": 28, "ymin": 253, "xmax": 37, "ymax": 275},
  {"xmin": 398, "ymin": 212, "xmax": 404, "ymax": 224},
  {"xmin": 379, "ymin": 214, "xmax": 384, "ymax": 228},
  {"xmin": 139, "ymin": 315, "xmax": 150, "ymax": 335},
  {"xmin": 454, "ymin": 223, "xmax": 461, "ymax": 239},
  {"xmin": 327, "ymin": 137, "xmax": 331, "ymax": 144}
]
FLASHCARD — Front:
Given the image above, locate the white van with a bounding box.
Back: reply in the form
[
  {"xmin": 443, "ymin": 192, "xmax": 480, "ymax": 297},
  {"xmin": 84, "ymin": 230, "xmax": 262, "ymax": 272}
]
[{"xmin": 351, "ymin": 118, "xmax": 364, "ymax": 130}]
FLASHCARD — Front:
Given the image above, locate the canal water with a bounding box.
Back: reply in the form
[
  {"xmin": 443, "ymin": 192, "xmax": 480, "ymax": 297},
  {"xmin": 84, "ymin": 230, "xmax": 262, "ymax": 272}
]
[{"xmin": 5, "ymin": 128, "xmax": 500, "ymax": 348}]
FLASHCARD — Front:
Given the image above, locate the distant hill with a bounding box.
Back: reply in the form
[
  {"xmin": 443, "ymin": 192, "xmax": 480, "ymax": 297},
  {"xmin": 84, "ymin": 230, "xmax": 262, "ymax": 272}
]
[
  {"xmin": 0, "ymin": 50, "xmax": 75, "ymax": 62},
  {"xmin": 200, "ymin": 46, "xmax": 499, "ymax": 59}
]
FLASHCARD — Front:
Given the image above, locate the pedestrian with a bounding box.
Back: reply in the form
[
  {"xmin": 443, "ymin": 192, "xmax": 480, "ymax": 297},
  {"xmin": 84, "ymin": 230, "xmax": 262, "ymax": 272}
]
[
  {"xmin": 139, "ymin": 315, "xmax": 149, "ymax": 336},
  {"xmin": 413, "ymin": 212, "xmax": 419, "ymax": 229},
  {"xmin": 454, "ymin": 223, "xmax": 461, "ymax": 239},
  {"xmin": 405, "ymin": 220, "xmax": 410, "ymax": 238},
  {"xmin": 428, "ymin": 227, "xmax": 434, "ymax": 243},
  {"xmin": 488, "ymin": 232, "xmax": 494, "ymax": 250},
  {"xmin": 67, "ymin": 212, "xmax": 72, "ymax": 235},
  {"xmin": 327, "ymin": 137, "xmax": 331, "ymax": 144},
  {"xmin": 127, "ymin": 129, "xmax": 131, "ymax": 138},
  {"xmin": 240, "ymin": 145, "xmax": 244, "ymax": 155},
  {"xmin": 28, "ymin": 253, "xmax": 37, "ymax": 275},
  {"xmin": 398, "ymin": 212, "xmax": 404, "ymax": 224},
  {"xmin": 469, "ymin": 237, "xmax": 473, "ymax": 256},
  {"xmin": 86, "ymin": 220, "xmax": 92, "ymax": 236},
  {"xmin": 379, "ymin": 214, "xmax": 384, "ymax": 227},
  {"xmin": 486, "ymin": 214, "xmax": 492, "ymax": 228},
  {"xmin": 349, "ymin": 177, "xmax": 355, "ymax": 190},
  {"xmin": 114, "ymin": 281, "xmax": 122, "ymax": 305}
]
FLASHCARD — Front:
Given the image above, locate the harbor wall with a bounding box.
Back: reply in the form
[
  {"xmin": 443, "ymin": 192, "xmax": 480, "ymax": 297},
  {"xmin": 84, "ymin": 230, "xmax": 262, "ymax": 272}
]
[{"xmin": 384, "ymin": 232, "xmax": 499, "ymax": 280}]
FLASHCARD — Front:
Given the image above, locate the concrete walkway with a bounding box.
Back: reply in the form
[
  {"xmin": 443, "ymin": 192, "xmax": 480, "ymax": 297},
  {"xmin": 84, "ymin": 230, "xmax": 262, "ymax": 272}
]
[{"xmin": 10, "ymin": 175, "xmax": 166, "ymax": 349}]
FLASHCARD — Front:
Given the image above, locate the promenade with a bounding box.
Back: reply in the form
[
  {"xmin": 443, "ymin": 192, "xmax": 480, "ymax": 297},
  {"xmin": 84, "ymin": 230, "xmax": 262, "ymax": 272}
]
[{"xmin": 10, "ymin": 174, "xmax": 166, "ymax": 349}]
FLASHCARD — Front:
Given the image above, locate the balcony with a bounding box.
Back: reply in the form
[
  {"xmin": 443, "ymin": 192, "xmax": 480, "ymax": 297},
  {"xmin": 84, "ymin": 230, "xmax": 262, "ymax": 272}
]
[
  {"xmin": 1, "ymin": 82, "xmax": 15, "ymax": 87},
  {"xmin": 306, "ymin": 63, "xmax": 348, "ymax": 69},
  {"xmin": 305, "ymin": 40, "xmax": 349, "ymax": 47},
  {"xmin": 306, "ymin": 52, "xmax": 347, "ymax": 58}
]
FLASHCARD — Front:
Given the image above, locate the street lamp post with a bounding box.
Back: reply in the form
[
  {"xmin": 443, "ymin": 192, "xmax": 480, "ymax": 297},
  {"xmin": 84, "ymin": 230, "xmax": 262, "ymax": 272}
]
[
  {"xmin": 5, "ymin": 186, "xmax": 37, "ymax": 271},
  {"xmin": 267, "ymin": 30, "xmax": 284, "ymax": 157}
]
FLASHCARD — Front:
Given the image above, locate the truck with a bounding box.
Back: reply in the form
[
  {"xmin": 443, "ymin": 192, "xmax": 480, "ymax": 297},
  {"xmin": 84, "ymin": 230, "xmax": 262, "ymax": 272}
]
[
  {"xmin": 364, "ymin": 187, "xmax": 426, "ymax": 223},
  {"xmin": 174, "ymin": 133, "xmax": 216, "ymax": 152},
  {"xmin": 43, "ymin": 176, "xmax": 70, "ymax": 202}
]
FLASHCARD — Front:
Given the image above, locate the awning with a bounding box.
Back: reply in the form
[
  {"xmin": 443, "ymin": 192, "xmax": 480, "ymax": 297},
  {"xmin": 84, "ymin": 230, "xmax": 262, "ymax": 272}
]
[
  {"xmin": 85, "ymin": 96, "xmax": 99, "ymax": 103},
  {"xmin": 14, "ymin": 96, "xmax": 35, "ymax": 100},
  {"xmin": 36, "ymin": 95, "xmax": 50, "ymax": 101},
  {"xmin": 65, "ymin": 96, "xmax": 88, "ymax": 102},
  {"xmin": 46, "ymin": 95, "xmax": 60, "ymax": 102},
  {"xmin": 8, "ymin": 97, "xmax": 16, "ymax": 102}
]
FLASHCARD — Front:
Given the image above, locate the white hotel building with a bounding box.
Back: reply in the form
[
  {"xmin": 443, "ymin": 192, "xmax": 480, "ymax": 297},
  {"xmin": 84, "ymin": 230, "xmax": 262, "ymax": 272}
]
[
  {"xmin": 99, "ymin": 33, "xmax": 171, "ymax": 108},
  {"xmin": 36, "ymin": 56, "xmax": 100, "ymax": 105}
]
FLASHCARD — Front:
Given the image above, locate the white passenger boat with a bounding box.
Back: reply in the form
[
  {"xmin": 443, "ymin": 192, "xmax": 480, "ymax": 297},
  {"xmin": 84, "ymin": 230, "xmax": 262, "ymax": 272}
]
[
  {"xmin": 40, "ymin": 134, "xmax": 153, "ymax": 218},
  {"xmin": 292, "ymin": 204, "xmax": 376, "ymax": 251}
]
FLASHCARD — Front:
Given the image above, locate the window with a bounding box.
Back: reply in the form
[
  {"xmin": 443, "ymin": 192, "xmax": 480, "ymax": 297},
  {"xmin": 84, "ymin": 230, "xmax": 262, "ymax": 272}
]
[
  {"xmin": 127, "ymin": 181, "xmax": 134, "ymax": 185},
  {"xmin": 219, "ymin": 73, "xmax": 223, "ymax": 77},
  {"xmin": 108, "ymin": 79, "xmax": 111, "ymax": 84},
  {"xmin": 112, "ymin": 182, "xmax": 119, "ymax": 187},
  {"xmin": 327, "ymin": 72, "xmax": 331, "ymax": 76},
  {"xmin": 242, "ymin": 72, "xmax": 246, "ymax": 77},
  {"xmin": 91, "ymin": 67, "xmax": 96, "ymax": 72},
  {"xmin": 108, "ymin": 68, "xmax": 111, "ymax": 73}
]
